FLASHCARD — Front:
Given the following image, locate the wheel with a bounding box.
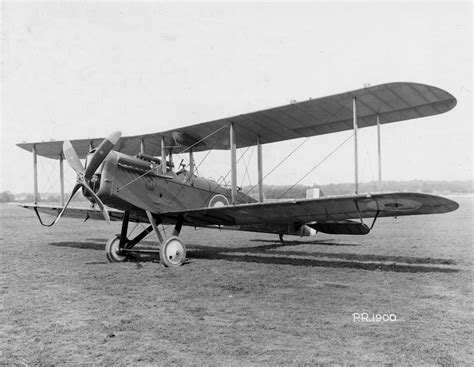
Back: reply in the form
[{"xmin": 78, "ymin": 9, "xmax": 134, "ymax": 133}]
[
  {"xmin": 105, "ymin": 234, "xmax": 127, "ymax": 262},
  {"xmin": 160, "ymin": 236, "xmax": 186, "ymax": 267}
]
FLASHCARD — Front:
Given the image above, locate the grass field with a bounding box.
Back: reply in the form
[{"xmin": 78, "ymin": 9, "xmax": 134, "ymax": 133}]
[{"xmin": 1, "ymin": 197, "xmax": 473, "ymax": 365}]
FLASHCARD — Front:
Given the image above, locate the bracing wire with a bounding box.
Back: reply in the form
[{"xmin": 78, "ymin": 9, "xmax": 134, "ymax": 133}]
[
  {"xmin": 175, "ymin": 142, "xmax": 214, "ymax": 177},
  {"xmin": 116, "ymin": 125, "xmax": 227, "ymax": 193},
  {"xmin": 40, "ymin": 158, "xmax": 57, "ymax": 193},
  {"xmin": 244, "ymin": 137, "xmax": 310, "ymax": 196},
  {"xmin": 38, "ymin": 157, "xmax": 60, "ymax": 201},
  {"xmin": 240, "ymin": 145, "xmax": 255, "ymax": 188},
  {"xmin": 365, "ymin": 150, "xmax": 377, "ymax": 192},
  {"xmin": 277, "ymin": 133, "xmax": 354, "ymax": 199},
  {"xmin": 361, "ymin": 128, "xmax": 377, "ymax": 192},
  {"xmin": 184, "ymin": 144, "xmax": 217, "ymax": 184},
  {"xmin": 177, "ymin": 124, "xmax": 228, "ymax": 154},
  {"xmin": 216, "ymin": 146, "xmax": 251, "ymax": 188},
  {"xmin": 161, "ymin": 135, "xmax": 236, "ymax": 212},
  {"xmin": 243, "ymin": 97, "xmax": 353, "ymax": 198},
  {"xmin": 198, "ymin": 146, "xmax": 252, "ymax": 208}
]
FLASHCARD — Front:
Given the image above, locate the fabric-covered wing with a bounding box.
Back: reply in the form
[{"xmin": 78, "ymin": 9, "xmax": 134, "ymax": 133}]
[
  {"xmin": 19, "ymin": 204, "xmax": 127, "ymax": 222},
  {"xmin": 17, "ymin": 82, "xmax": 456, "ymax": 159},
  {"xmin": 160, "ymin": 193, "xmax": 459, "ymax": 227},
  {"xmin": 20, "ymin": 193, "xmax": 458, "ymax": 236}
]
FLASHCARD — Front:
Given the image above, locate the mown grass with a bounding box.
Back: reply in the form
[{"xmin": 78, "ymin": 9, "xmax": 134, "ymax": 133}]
[{"xmin": 1, "ymin": 198, "xmax": 472, "ymax": 365}]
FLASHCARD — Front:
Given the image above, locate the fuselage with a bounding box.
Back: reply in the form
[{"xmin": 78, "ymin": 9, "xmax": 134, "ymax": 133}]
[
  {"xmin": 82, "ymin": 150, "xmax": 315, "ymax": 236},
  {"xmin": 87, "ymin": 151, "xmax": 256, "ymax": 215}
]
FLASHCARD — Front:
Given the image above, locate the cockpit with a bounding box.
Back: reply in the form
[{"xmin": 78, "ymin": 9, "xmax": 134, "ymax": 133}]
[
  {"xmin": 176, "ymin": 167, "xmax": 195, "ymax": 182},
  {"xmin": 136, "ymin": 152, "xmax": 194, "ymax": 183}
]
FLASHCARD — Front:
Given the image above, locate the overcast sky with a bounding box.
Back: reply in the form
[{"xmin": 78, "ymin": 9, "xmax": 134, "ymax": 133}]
[{"xmin": 1, "ymin": 1, "xmax": 472, "ymax": 194}]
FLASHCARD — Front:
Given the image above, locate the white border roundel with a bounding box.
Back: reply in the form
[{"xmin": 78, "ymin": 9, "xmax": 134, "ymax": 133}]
[{"xmin": 208, "ymin": 194, "xmax": 230, "ymax": 208}]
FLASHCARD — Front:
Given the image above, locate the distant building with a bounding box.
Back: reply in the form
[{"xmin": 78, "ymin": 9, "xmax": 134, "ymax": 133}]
[{"xmin": 306, "ymin": 187, "xmax": 323, "ymax": 199}]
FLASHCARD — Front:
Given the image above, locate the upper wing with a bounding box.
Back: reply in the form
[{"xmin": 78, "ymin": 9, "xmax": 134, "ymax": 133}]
[
  {"xmin": 160, "ymin": 192, "xmax": 459, "ymax": 227},
  {"xmin": 17, "ymin": 82, "xmax": 456, "ymax": 159}
]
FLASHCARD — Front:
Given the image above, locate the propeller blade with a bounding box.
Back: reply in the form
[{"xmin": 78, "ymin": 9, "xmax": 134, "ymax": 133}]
[
  {"xmin": 54, "ymin": 131, "xmax": 118, "ymax": 226},
  {"xmin": 84, "ymin": 130, "xmax": 121, "ymax": 180},
  {"xmin": 52, "ymin": 183, "xmax": 82, "ymax": 226},
  {"xmin": 81, "ymin": 181, "xmax": 111, "ymax": 224},
  {"xmin": 63, "ymin": 140, "xmax": 84, "ymax": 175}
]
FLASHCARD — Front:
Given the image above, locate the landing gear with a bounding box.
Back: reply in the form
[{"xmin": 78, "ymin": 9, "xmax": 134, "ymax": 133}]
[
  {"xmin": 160, "ymin": 236, "xmax": 186, "ymax": 267},
  {"xmin": 105, "ymin": 234, "xmax": 127, "ymax": 262},
  {"xmin": 104, "ymin": 210, "xmax": 186, "ymax": 267},
  {"xmin": 105, "ymin": 211, "xmax": 153, "ymax": 263},
  {"xmin": 146, "ymin": 211, "xmax": 186, "ymax": 267}
]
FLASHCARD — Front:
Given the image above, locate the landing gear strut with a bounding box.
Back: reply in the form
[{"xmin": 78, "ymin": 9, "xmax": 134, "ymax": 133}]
[{"xmin": 105, "ymin": 211, "xmax": 186, "ymax": 267}]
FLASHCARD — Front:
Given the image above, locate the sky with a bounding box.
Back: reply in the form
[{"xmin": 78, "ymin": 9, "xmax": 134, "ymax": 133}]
[{"xmin": 1, "ymin": 1, "xmax": 472, "ymax": 195}]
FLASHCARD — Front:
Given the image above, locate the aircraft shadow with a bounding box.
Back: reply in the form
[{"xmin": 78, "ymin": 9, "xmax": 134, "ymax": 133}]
[
  {"xmin": 50, "ymin": 241, "xmax": 105, "ymax": 251},
  {"xmin": 49, "ymin": 239, "xmax": 157, "ymax": 252},
  {"xmin": 187, "ymin": 248, "xmax": 458, "ymax": 273},
  {"xmin": 48, "ymin": 239, "xmax": 458, "ymax": 273},
  {"xmin": 266, "ymin": 250, "xmax": 456, "ymax": 266},
  {"xmin": 250, "ymin": 239, "xmax": 360, "ymax": 246}
]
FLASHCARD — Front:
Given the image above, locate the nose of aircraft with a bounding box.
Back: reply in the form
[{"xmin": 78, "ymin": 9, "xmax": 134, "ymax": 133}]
[{"xmin": 51, "ymin": 131, "xmax": 122, "ymax": 226}]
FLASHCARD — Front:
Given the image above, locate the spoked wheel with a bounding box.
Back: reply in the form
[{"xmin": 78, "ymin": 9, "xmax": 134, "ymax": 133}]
[
  {"xmin": 105, "ymin": 234, "xmax": 127, "ymax": 262},
  {"xmin": 160, "ymin": 236, "xmax": 186, "ymax": 267}
]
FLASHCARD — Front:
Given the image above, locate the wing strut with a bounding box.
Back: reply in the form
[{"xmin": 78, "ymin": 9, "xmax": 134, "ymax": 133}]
[
  {"xmin": 189, "ymin": 148, "xmax": 195, "ymax": 176},
  {"xmin": 257, "ymin": 136, "xmax": 263, "ymax": 202},
  {"xmin": 353, "ymin": 97, "xmax": 359, "ymax": 194},
  {"xmin": 32, "ymin": 145, "xmax": 39, "ymax": 204},
  {"xmin": 376, "ymin": 113, "xmax": 382, "ymax": 191},
  {"xmin": 161, "ymin": 136, "xmax": 166, "ymax": 174},
  {"xmin": 230, "ymin": 122, "xmax": 237, "ymax": 204},
  {"xmin": 169, "ymin": 147, "xmax": 173, "ymax": 167},
  {"xmin": 59, "ymin": 153, "xmax": 65, "ymax": 205}
]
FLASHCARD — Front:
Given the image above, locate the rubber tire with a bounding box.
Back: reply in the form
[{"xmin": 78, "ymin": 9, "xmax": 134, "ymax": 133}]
[
  {"xmin": 160, "ymin": 236, "xmax": 186, "ymax": 267},
  {"xmin": 105, "ymin": 234, "xmax": 127, "ymax": 262}
]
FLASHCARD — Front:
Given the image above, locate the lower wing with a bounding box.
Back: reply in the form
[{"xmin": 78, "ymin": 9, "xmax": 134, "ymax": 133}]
[
  {"xmin": 160, "ymin": 192, "xmax": 458, "ymax": 228},
  {"xmin": 19, "ymin": 204, "xmax": 126, "ymax": 224},
  {"xmin": 21, "ymin": 192, "xmax": 458, "ymax": 235}
]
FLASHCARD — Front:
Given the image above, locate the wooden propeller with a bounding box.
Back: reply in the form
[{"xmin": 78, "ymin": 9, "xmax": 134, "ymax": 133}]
[{"xmin": 53, "ymin": 131, "xmax": 122, "ymax": 225}]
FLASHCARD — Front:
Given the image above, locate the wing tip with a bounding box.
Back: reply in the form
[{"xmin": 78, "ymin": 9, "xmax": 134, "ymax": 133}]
[{"xmin": 443, "ymin": 197, "xmax": 460, "ymax": 213}]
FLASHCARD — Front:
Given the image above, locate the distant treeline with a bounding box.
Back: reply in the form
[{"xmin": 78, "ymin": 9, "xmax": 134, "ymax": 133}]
[
  {"xmin": 1, "ymin": 179, "xmax": 472, "ymax": 203},
  {"xmin": 243, "ymin": 180, "xmax": 474, "ymax": 200}
]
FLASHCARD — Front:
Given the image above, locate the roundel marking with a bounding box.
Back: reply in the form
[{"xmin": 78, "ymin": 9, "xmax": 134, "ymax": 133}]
[
  {"xmin": 366, "ymin": 198, "xmax": 422, "ymax": 212},
  {"xmin": 208, "ymin": 194, "xmax": 230, "ymax": 208}
]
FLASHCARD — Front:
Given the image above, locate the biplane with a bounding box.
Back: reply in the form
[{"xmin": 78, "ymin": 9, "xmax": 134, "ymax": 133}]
[{"xmin": 17, "ymin": 82, "xmax": 459, "ymax": 267}]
